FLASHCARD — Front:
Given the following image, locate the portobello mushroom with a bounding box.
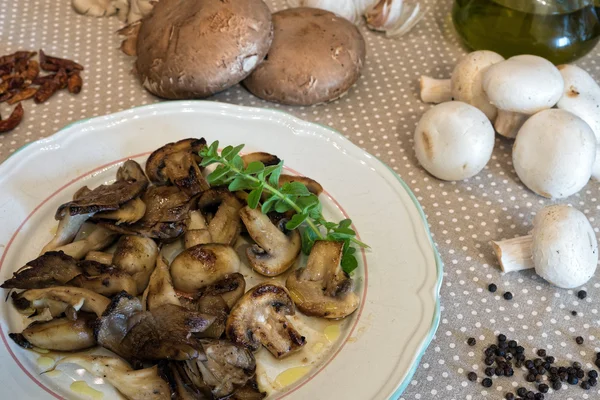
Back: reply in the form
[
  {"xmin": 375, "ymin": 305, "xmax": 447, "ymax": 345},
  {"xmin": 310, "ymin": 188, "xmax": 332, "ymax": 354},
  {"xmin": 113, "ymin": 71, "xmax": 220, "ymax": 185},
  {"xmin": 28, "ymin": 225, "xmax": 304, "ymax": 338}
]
[
  {"xmin": 226, "ymin": 283, "xmax": 306, "ymax": 359},
  {"xmin": 197, "ymin": 188, "xmax": 243, "ymax": 245},
  {"xmin": 56, "ymin": 355, "xmax": 171, "ymax": 400},
  {"xmin": 95, "ymin": 292, "xmax": 215, "ymax": 361},
  {"xmin": 286, "ymin": 241, "xmax": 360, "ymax": 319},
  {"xmin": 239, "ymin": 206, "xmax": 301, "ymax": 276},
  {"xmin": 170, "ymin": 244, "xmax": 241, "ymax": 293},
  {"xmin": 10, "ymin": 313, "xmax": 96, "ymax": 351}
]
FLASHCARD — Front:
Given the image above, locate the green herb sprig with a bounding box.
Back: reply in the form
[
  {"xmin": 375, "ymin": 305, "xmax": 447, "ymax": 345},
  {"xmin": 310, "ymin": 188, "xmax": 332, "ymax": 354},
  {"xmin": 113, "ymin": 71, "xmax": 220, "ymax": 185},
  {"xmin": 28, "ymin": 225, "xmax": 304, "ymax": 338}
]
[{"xmin": 199, "ymin": 141, "xmax": 368, "ymax": 273}]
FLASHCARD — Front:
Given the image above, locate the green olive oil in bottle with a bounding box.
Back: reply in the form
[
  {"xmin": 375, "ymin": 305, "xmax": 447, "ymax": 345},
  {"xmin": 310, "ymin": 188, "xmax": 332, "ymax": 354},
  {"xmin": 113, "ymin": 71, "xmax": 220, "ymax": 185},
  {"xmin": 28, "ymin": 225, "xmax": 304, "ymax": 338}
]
[{"xmin": 452, "ymin": 0, "xmax": 600, "ymax": 64}]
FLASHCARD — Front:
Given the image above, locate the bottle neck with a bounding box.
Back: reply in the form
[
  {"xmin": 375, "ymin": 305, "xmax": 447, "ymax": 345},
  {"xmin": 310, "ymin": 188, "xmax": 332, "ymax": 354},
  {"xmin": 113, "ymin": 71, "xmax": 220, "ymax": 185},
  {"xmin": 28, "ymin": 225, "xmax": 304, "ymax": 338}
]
[{"xmin": 492, "ymin": 0, "xmax": 592, "ymax": 14}]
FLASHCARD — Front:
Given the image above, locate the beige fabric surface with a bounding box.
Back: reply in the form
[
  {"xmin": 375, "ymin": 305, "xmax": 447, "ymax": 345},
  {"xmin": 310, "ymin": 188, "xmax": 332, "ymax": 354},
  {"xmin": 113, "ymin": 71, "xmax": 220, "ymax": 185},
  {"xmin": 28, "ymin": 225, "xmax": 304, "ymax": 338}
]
[{"xmin": 1, "ymin": 1, "xmax": 600, "ymax": 399}]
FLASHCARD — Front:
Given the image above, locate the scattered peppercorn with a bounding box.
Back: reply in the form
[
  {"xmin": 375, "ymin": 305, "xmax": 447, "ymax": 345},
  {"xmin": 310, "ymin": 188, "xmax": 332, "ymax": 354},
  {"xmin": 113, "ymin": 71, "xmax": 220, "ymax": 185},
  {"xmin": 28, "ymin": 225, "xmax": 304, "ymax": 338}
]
[
  {"xmin": 538, "ymin": 383, "xmax": 548, "ymax": 393},
  {"xmin": 498, "ymin": 334, "xmax": 507, "ymax": 342},
  {"xmin": 537, "ymin": 349, "xmax": 546, "ymax": 357},
  {"xmin": 568, "ymin": 375, "xmax": 579, "ymax": 385},
  {"xmin": 577, "ymin": 290, "xmax": 587, "ymax": 299},
  {"xmin": 488, "ymin": 283, "xmax": 497, "ymax": 293},
  {"xmin": 482, "ymin": 378, "xmax": 493, "ymax": 388},
  {"xmin": 573, "ymin": 362, "xmax": 582, "ymax": 370},
  {"xmin": 589, "ymin": 370, "xmax": 598, "ymax": 379},
  {"xmin": 485, "ymin": 367, "xmax": 494, "ymax": 376},
  {"xmin": 581, "ymin": 381, "xmax": 591, "ymax": 390},
  {"xmin": 517, "ymin": 387, "xmax": 527, "ymax": 396},
  {"xmin": 467, "ymin": 337, "xmax": 477, "ymax": 346},
  {"xmin": 467, "ymin": 371, "xmax": 477, "ymax": 382},
  {"xmin": 503, "ymin": 291, "xmax": 513, "ymax": 300},
  {"xmin": 505, "ymin": 393, "xmax": 515, "ymax": 400},
  {"xmin": 552, "ymin": 380, "xmax": 562, "ymax": 390},
  {"xmin": 571, "ymin": 310, "xmax": 578, "ymax": 316},
  {"xmin": 575, "ymin": 336, "xmax": 584, "ymax": 345}
]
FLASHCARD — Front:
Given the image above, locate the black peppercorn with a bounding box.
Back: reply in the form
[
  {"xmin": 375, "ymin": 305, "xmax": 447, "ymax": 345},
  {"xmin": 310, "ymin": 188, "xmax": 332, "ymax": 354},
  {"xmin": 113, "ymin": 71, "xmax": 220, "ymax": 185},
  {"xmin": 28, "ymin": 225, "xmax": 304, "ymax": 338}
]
[
  {"xmin": 485, "ymin": 367, "xmax": 495, "ymax": 376},
  {"xmin": 516, "ymin": 346, "xmax": 525, "ymax": 354},
  {"xmin": 552, "ymin": 380, "xmax": 562, "ymax": 390},
  {"xmin": 537, "ymin": 349, "xmax": 546, "ymax": 357},
  {"xmin": 589, "ymin": 377, "xmax": 597, "ymax": 386},
  {"xmin": 589, "ymin": 370, "xmax": 598, "ymax": 378},
  {"xmin": 485, "ymin": 357, "xmax": 495, "ymax": 366},
  {"xmin": 525, "ymin": 391, "xmax": 534, "ymax": 399},
  {"xmin": 568, "ymin": 375, "xmax": 579, "ymax": 385},
  {"xmin": 467, "ymin": 337, "xmax": 476, "ymax": 346},
  {"xmin": 525, "ymin": 360, "xmax": 534, "ymax": 369},
  {"xmin": 468, "ymin": 371, "xmax": 477, "ymax": 382},
  {"xmin": 533, "ymin": 394, "xmax": 544, "ymax": 400},
  {"xmin": 537, "ymin": 366, "xmax": 546, "ymax": 375},
  {"xmin": 508, "ymin": 340, "xmax": 517, "ymax": 348},
  {"xmin": 517, "ymin": 387, "xmax": 527, "ymax": 396},
  {"xmin": 578, "ymin": 290, "xmax": 587, "ymax": 299},
  {"xmin": 505, "ymin": 393, "xmax": 515, "ymax": 400},
  {"xmin": 505, "ymin": 367, "xmax": 514, "ymax": 377},
  {"xmin": 538, "ymin": 383, "xmax": 548, "ymax": 393},
  {"xmin": 485, "ymin": 347, "xmax": 495, "ymax": 357},
  {"xmin": 575, "ymin": 336, "xmax": 584, "ymax": 345},
  {"xmin": 582, "ymin": 381, "xmax": 591, "ymax": 390},
  {"xmin": 571, "ymin": 310, "xmax": 577, "ymax": 316},
  {"xmin": 549, "ymin": 367, "xmax": 558, "ymax": 375},
  {"xmin": 595, "ymin": 359, "xmax": 600, "ymax": 368},
  {"xmin": 498, "ymin": 334, "xmax": 507, "ymax": 342},
  {"xmin": 534, "ymin": 358, "xmax": 544, "ymax": 367},
  {"xmin": 545, "ymin": 356, "xmax": 555, "ymax": 364},
  {"xmin": 504, "ymin": 291, "xmax": 513, "ymax": 300},
  {"xmin": 488, "ymin": 283, "xmax": 497, "ymax": 292},
  {"xmin": 577, "ymin": 369, "xmax": 585, "ymax": 379},
  {"xmin": 526, "ymin": 373, "xmax": 536, "ymax": 382},
  {"xmin": 482, "ymin": 378, "xmax": 493, "ymax": 388},
  {"xmin": 573, "ymin": 361, "xmax": 582, "ymax": 370}
]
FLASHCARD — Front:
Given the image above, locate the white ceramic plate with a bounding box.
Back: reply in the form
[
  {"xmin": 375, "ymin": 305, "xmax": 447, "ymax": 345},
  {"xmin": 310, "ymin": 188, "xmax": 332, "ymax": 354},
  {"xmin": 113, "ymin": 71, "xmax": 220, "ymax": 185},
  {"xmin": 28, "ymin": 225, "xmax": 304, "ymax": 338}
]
[{"xmin": 0, "ymin": 102, "xmax": 442, "ymax": 400}]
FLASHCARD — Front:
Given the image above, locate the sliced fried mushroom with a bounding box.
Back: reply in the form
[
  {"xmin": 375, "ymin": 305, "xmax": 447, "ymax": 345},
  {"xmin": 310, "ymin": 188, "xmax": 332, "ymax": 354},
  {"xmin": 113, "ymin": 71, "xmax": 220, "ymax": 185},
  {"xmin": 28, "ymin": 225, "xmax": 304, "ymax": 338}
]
[
  {"xmin": 279, "ymin": 175, "xmax": 323, "ymax": 196},
  {"xmin": 54, "ymin": 225, "xmax": 118, "ymax": 260},
  {"xmin": 196, "ymin": 273, "xmax": 246, "ymax": 310},
  {"xmin": 13, "ymin": 286, "xmax": 110, "ymax": 317},
  {"xmin": 197, "ymin": 188, "xmax": 243, "ymax": 245},
  {"xmin": 239, "ymin": 206, "xmax": 301, "ymax": 276},
  {"xmin": 164, "ymin": 150, "xmax": 210, "ymax": 196},
  {"xmin": 95, "ymin": 197, "xmax": 146, "ymax": 225},
  {"xmin": 96, "ymin": 293, "xmax": 215, "ymax": 361},
  {"xmin": 39, "ymin": 212, "xmax": 93, "ymax": 255},
  {"xmin": 10, "ymin": 314, "xmax": 96, "ymax": 351},
  {"xmin": 241, "ymin": 152, "xmax": 281, "ymax": 167},
  {"xmin": 286, "ymin": 241, "xmax": 359, "ymax": 319},
  {"xmin": 56, "ymin": 355, "xmax": 171, "ymax": 400},
  {"xmin": 112, "ymin": 235, "xmax": 159, "ymax": 293},
  {"xmin": 85, "ymin": 251, "xmax": 113, "ymax": 265},
  {"xmin": 184, "ymin": 210, "xmax": 212, "ymax": 249},
  {"xmin": 1, "ymin": 251, "xmax": 82, "ymax": 289},
  {"xmin": 226, "ymin": 283, "xmax": 306, "ymax": 359},
  {"xmin": 144, "ymin": 256, "xmax": 180, "ymax": 311},
  {"xmin": 171, "ymin": 244, "xmax": 241, "ymax": 293},
  {"xmin": 231, "ymin": 380, "xmax": 266, "ymax": 400},
  {"xmin": 145, "ymin": 138, "xmax": 206, "ymax": 185},
  {"xmin": 68, "ymin": 261, "xmax": 139, "ymax": 296}
]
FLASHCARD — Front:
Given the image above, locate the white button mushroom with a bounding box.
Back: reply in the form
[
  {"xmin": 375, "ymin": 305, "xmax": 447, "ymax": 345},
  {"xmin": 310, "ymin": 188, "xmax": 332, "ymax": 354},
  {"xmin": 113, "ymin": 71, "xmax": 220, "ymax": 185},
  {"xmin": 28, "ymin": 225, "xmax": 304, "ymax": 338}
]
[
  {"xmin": 482, "ymin": 55, "xmax": 564, "ymax": 138},
  {"xmin": 556, "ymin": 64, "xmax": 600, "ymax": 180},
  {"xmin": 420, "ymin": 50, "xmax": 505, "ymax": 121},
  {"xmin": 414, "ymin": 101, "xmax": 495, "ymax": 181},
  {"xmin": 492, "ymin": 205, "xmax": 598, "ymax": 289},
  {"xmin": 512, "ymin": 109, "xmax": 597, "ymax": 199}
]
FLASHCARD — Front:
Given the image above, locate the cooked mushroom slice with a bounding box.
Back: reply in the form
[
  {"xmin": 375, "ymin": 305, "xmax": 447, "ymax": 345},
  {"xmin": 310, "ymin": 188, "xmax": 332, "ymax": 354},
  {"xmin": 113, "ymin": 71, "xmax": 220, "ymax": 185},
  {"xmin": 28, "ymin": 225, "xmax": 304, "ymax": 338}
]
[
  {"xmin": 183, "ymin": 339, "xmax": 257, "ymax": 399},
  {"xmin": 9, "ymin": 313, "xmax": 96, "ymax": 351},
  {"xmin": 40, "ymin": 211, "xmax": 93, "ymax": 255},
  {"xmin": 286, "ymin": 241, "xmax": 359, "ymax": 319},
  {"xmin": 240, "ymin": 206, "xmax": 301, "ymax": 276},
  {"xmin": 184, "ymin": 210, "xmax": 212, "ymax": 249},
  {"xmin": 96, "ymin": 293, "xmax": 215, "ymax": 361},
  {"xmin": 171, "ymin": 244, "xmax": 241, "ymax": 293},
  {"xmin": 279, "ymin": 175, "xmax": 323, "ymax": 196},
  {"xmin": 226, "ymin": 283, "xmax": 306, "ymax": 359},
  {"xmin": 196, "ymin": 273, "xmax": 246, "ymax": 310},
  {"xmin": 68, "ymin": 261, "xmax": 139, "ymax": 296},
  {"xmin": 117, "ymin": 159, "xmax": 149, "ymax": 185},
  {"xmin": 95, "ymin": 197, "xmax": 146, "ymax": 225},
  {"xmin": 241, "ymin": 152, "xmax": 281, "ymax": 167},
  {"xmin": 112, "ymin": 235, "xmax": 159, "ymax": 294},
  {"xmin": 164, "ymin": 150, "xmax": 210, "ymax": 196},
  {"xmin": 54, "ymin": 225, "xmax": 118, "ymax": 260},
  {"xmin": 85, "ymin": 250, "xmax": 113, "ymax": 265},
  {"xmin": 166, "ymin": 361, "xmax": 211, "ymax": 399},
  {"xmin": 231, "ymin": 380, "xmax": 266, "ymax": 400},
  {"xmin": 144, "ymin": 256, "xmax": 180, "ymax": 311},
  {"xmin": 56, "ymin": 355, "xmax": 171, "ymax": 400},
  {"xmin": 197, "ymin": 188, "xmax": 243, "ymax": 245},
  {"xmin": 1, "ymin": 251, "xmax": 81, "ymax": 289},
  {"xmin": 13, "ymin": 286, "xmax": 110, "ymax": 317},
  {"xmin": 145, "ymin": 138, "xmax": 206, "ymax": 185}
]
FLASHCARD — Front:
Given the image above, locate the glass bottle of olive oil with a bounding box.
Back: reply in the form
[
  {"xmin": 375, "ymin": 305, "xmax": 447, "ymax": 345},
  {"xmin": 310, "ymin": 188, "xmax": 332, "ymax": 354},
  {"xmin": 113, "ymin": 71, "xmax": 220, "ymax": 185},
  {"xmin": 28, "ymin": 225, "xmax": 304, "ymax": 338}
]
[{"xmin": 452, "ymin": 0, "xmax": 600, "ymax": 64}]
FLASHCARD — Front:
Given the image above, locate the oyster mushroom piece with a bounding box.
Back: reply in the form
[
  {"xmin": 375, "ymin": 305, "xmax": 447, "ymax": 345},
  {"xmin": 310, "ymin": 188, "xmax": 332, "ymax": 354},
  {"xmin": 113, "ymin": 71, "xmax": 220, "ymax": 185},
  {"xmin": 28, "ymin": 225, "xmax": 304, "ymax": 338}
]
[
  {"xmin": 239, "ymin": 206, "xmax": 301, "ymax": 276},
  {"xmin": 10, "ymin": 314, "xmax": 96, "ymax": 351},
  {"xmin": 144, "ymin": 256, "xmax": 181, "ymax": 311},
  {"xmin": 197, "ymin": 188, "xmax": 243, "ymax": 245},
  {"xmin": 1, "ymin": 251, "xmax": 82, "ymax": 289},
  {"xmin": 95, "ymin": 198, "xmax": 146, "ymax": 225},
  {"xmin": 112, "ymin": 235, "xmax": 159, "ymax": 294},
  {"xmin": 85, "ymin": 251, "xmax": 113, "ymax": 265},
  {"xmin": 145, "ymin": 138, "xmax": 206, "ymax": 186},
  {"xmin": 197, "ymin": 273, "xmax": 246, "ymax": 310},
  {"xmin": 184, "ymin": 210, "xmax": 212, "ymax": 249},
  {"xmin": 39, "ymin": 212, "xmax": 93, "ymax": 255},
  {"xmin": 226, "ymin": 283, "xmax": 306, "ymax": 359},
  {"xmin": 56, "ymin": 355, "xmax": 171, "ymax": 400},
  {"xmin": 54, "ymin": 225, "xmax": 119, "ymax": 260},
  {"xmin": 286, "ymin": 241, "xmax": 360, "ymax": 319},
  {"xmin": 171, "ymin": 244, "xmax": 241, "ymax": 293},
  {"xmin": 68, "ymin": 261, "xmax": 139, "ymax": 296},
  {"xmin": 13, "ymin": 286, "xmax": 111, "ymax": 317}
]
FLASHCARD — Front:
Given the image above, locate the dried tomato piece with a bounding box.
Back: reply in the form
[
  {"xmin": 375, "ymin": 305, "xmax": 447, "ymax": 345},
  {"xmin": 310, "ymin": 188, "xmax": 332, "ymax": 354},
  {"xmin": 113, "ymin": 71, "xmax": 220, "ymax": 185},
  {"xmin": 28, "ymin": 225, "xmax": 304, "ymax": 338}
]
[
  {"xmin": 67, "ymin": 73, "xmax": 83, "ymax": 94},
  {"xmin": 34, "ymin": 69, "xmax": 67, "ymax": 103},
  {"xmin": 39, "ymin": 50, "xmax": 83, "ymax": 72},
  {"xmin": 0, "ymin": 103, "xmax": 24, "ymax": 133}
]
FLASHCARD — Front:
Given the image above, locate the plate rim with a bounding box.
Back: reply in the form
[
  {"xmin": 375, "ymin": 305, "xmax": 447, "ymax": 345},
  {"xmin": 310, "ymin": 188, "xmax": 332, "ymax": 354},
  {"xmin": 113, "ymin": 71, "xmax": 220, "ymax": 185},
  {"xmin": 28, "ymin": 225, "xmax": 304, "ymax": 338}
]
[{"xmin": 0, "ymin": 101, "xmax": 443, "ymax": 399}]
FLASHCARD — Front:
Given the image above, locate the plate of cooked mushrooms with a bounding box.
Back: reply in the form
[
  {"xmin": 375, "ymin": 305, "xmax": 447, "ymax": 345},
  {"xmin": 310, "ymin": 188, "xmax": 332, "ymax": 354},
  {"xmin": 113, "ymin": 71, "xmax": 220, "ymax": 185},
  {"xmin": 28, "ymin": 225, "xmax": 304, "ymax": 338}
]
[{"xmin": 0, "ymin": 101, "xmax": 442, "ymax": 400}]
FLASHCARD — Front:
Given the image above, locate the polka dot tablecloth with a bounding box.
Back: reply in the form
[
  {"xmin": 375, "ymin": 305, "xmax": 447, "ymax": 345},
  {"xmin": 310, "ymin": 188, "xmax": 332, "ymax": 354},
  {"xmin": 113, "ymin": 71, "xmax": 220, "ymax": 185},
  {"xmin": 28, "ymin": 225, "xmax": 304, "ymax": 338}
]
[{"xmin": 2, "ymin": 1, "xmax": 600, "ymax": 399}]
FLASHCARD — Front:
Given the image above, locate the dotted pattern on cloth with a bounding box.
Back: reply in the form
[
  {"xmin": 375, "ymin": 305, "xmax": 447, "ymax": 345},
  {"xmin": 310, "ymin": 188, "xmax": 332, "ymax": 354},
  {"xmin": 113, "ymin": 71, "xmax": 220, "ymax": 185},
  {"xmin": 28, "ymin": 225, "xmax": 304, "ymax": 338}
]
[{"xmin": 1, "ymin": 1, "xmax": 600, "ymax": 399}]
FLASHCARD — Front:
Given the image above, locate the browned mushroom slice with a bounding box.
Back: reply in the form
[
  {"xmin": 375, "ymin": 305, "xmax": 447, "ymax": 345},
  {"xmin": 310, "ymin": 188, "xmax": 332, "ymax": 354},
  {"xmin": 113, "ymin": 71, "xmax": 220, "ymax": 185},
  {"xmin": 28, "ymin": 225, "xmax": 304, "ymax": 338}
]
[
  {"xmin": 286, "ymin": 241, "xmax": 359, "ymax": 319},
  {"xmin": 85, "ymin": 251, "xmax": 113, "ymax": 265},
  {"xmin": 239, "ymin": 206, "xmax": 301, "ymax": 276},
  {"xmin": 164, "ymin": 150, "xmax": 210, "ymax": 196},
  {"xmin": 39, "ymin": 211, "xmax": 93, "ymax": 255},
  {"xmin": 279, "ymin": 175, "xmax": 323, "ymax": 196},
  {"xmin": 13, "ymin": 286, "xmax": 111, "ymax": 317},
  {"xmin": 9, "ymin": 313, "xmax": 96, "ymax": 351},
  {"xmin": 68, "ymin": 261, "xmax": 139, "ymax": 296},
  {"xmin": 226, "ymin": 283, "xmax": 306, "ymax": 359},
  {"xmin": 1, "ymin": 251, "xmax": 82, "ymax": 289},
  {"xmin": 231, "ymin": 380, "xmax": 266, "ymax": 400},
  {"xmin": 181, "ymin": 340, "xmax": 257, "ymax": 399},
  {"xmin": 184, "ymin": 210, "xmax": 212, "ymax": 249},
  {"xmin": 145, "ymin": 138, "xmax": 206, "ymax": 185},
  {"xmin": 95, "ymin": 197, "xmax": 146, "ymax": 225},
  {"xmin": 171, "ymin": 244, "xmax": 241, "ymax": 293},
  {"xmin": 56, "ymin": 355, "xmax": 171, "ymax": 400},
  {"xmin": 196, "ymin": 273, "xmax": 246, "ymax": 310},
  {"xmin": 241, "ymin": 152, "xmax": 281, "ymax": 168},
  {"xmin": 144, "ymin": 256, "xmax": 181, "ymax": 311},
  {"xmin": 112, "ymin": 235, "xmax": 159, "ymax": 294},
  {"xmin": 197, "ymin": 188, "xmax": 243, "ymax": 245},
  {"xmin": 95, "ymin": 292, "xmax": 215, "ymax": 361},
  {"xmin": 54, "ymin": 225, "xmax": 119, "ymax": 260}
]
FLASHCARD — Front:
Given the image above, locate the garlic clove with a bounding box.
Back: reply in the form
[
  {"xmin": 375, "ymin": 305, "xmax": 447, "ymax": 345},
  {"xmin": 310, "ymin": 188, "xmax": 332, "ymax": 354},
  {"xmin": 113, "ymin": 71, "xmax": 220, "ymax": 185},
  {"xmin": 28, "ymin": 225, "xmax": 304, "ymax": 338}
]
[
  {"xmin": 287, "ymin": 0, "xmax": 377, "ymax": 24},
  {"xmin": 365, "ymin": 0, "xmax": 426, "ymax": 38}
]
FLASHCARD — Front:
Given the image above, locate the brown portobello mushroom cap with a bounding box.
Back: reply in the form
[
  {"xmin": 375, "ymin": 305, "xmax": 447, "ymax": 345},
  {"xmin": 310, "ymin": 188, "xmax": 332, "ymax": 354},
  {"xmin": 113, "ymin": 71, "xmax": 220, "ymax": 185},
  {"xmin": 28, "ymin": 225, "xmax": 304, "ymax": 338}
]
[
  {"xmin": 243, "ymin": 7, "xmax": 366, "ymax": 106},
  {"xmin": 136, "ymin": 0, "xmax": 273, "ymax": 99}
]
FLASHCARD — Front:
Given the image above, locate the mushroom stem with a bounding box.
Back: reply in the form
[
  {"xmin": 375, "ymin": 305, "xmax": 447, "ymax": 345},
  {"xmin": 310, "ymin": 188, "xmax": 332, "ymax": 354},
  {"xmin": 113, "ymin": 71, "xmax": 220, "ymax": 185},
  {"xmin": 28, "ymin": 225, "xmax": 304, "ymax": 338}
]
[
  {"xmin": 40, "ymin": 212, "xmax": 92, "ymax": 255},
  {"xmin": 419, "ymin": 76, "xmax": 451, "ymax": 103},
  {"xmin": 593, "ymin": 146, "xmax": 600, "ymax": 181},
  {"xmin": 493, "ymin": 110, "xmax": 528, "ymax": 139},
  {"xmin": 491, "ymin": 236, "xmax": 534, "ymax": 273}
]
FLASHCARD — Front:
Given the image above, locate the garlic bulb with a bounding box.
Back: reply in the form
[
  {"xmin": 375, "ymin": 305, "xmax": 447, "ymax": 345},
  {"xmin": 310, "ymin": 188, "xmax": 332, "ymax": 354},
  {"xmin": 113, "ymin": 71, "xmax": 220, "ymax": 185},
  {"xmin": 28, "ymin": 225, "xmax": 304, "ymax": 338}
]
[
  {"xmin": 365, "ymin": 0, "xmax": 426, "ymax": 38},
  {"xmin": 287, "ymin": 0, "xmax": 376, "ymax": 24}
]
